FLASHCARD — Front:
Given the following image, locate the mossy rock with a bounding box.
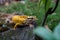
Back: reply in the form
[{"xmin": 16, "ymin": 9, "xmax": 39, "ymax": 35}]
[{"xmin": 0, "ymin": 18, "xmax": 5, "ymax": 25}]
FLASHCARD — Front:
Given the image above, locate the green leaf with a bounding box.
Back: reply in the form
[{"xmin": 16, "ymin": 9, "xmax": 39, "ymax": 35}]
[
  {"xmin": 54, "ymin": 23, "xmax": 60, "ymax": 40},
  {"xmin": 33, "ymin": 26, "xmax": 54, "ymax": 40}
]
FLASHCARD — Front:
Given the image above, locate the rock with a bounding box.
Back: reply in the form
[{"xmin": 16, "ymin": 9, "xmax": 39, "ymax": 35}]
[{"xmin": 0, "ymin": 27, "xmax": 35, "ymax": 40}]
